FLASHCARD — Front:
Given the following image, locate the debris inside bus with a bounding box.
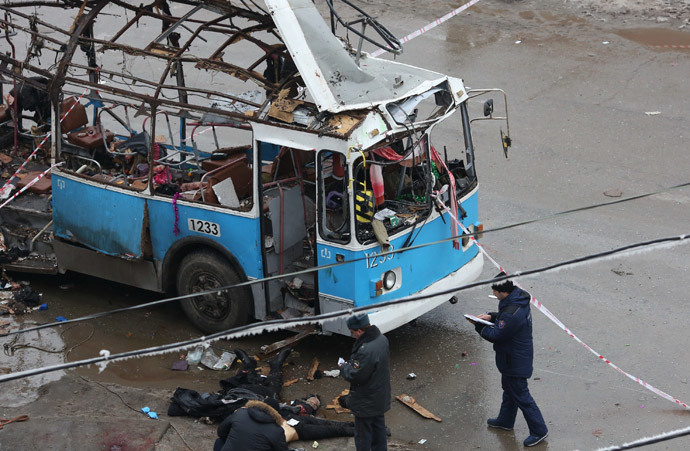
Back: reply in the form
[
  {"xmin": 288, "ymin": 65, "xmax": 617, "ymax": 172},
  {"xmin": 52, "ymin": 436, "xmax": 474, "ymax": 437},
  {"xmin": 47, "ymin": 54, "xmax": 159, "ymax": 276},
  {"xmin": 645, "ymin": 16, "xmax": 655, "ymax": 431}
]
[{"xmin": 0, "ymin": 0, "xmax": 511, "ymax": 335}]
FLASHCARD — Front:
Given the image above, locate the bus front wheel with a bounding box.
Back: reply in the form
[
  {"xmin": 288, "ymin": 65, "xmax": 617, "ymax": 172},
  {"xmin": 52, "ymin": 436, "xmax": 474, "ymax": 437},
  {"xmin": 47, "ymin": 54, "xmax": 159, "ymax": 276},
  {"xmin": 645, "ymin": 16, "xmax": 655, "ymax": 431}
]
[{"xmin": 176, "ymin": 250, "xmax": 250, "ymax": 333}]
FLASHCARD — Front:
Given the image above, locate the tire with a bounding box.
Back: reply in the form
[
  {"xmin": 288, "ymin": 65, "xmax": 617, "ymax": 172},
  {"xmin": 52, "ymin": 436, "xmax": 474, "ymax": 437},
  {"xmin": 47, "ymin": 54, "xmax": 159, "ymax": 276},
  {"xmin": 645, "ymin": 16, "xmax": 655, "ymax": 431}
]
[{"xmin": 176, "ymin": 249, "xmax": 250, "ymax": 333}]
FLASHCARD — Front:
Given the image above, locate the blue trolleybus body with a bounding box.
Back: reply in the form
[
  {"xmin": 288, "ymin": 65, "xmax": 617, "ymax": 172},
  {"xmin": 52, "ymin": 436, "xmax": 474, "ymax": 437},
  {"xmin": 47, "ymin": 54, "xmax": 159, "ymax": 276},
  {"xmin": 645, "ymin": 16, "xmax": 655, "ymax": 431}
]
[{"xmin": 0, "ymin": 0, "xmax": 510, "ymax": 335}]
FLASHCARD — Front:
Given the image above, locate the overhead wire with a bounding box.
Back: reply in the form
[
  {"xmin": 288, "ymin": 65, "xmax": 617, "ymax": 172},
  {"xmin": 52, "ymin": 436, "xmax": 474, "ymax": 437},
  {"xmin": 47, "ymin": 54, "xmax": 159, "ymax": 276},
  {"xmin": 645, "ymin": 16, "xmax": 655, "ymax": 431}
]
[
  {"xmin": 1, "ymin": 179, "xmax": 688, "ymax": 338},
  {"xmin": 0, "ymin": 232, "xmax": 688, "ymax": 383},
  {"xmin": 595, "ymin": 425, "xmax": 690, "ymax": 450}
]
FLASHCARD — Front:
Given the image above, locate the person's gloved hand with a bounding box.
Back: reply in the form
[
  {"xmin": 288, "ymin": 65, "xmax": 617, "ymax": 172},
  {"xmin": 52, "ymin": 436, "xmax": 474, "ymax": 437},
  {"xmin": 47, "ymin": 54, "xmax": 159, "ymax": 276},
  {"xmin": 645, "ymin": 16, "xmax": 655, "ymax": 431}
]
[
  {"xmin": 337, "ymin": 357, "xmax": 345, "ymax": 367},
  {"xmin": 338, "ymin": 395, "xmax": 349, "ymax": 409}
]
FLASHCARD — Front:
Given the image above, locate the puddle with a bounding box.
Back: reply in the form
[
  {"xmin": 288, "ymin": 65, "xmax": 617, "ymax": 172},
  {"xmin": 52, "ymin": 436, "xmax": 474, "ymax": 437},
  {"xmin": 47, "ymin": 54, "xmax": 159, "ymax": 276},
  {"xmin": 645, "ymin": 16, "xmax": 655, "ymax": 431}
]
[
  {"xmin": 616, "ymin": 28, "xmax": 690, "ymax": 50},
  {"xmin": 519, "ymin": 10, "xmax": 586, "ymax": 25},
  {"xmin": 445, "ymin": 23, "xmax": 499, "ymax": 51},
  {"xmin": 0, "ymin": 317, "xmax": 65, "ymax": 407}
]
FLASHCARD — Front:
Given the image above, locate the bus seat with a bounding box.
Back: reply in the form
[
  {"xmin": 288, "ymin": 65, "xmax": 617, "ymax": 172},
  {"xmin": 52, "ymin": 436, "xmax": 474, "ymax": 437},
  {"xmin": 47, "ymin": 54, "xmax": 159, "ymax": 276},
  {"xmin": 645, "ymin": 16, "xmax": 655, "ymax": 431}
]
[
  {"xmin": 67, "ymin": 124, "xmax": 115, "ymax": 149},
  {"xmin": 60, "ymin": 97, "xmax": 88, "ymax": 133},
  {"xmin": 199, "ymin": 156, "xmax": 252, "ymax": 205}
]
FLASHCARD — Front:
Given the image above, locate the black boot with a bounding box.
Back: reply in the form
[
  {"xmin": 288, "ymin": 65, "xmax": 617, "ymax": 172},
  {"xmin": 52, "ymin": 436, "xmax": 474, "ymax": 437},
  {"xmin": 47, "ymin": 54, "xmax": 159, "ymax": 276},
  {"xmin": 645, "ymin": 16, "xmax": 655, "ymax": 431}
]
[
  {"xmin": 234, "ymin": 348, "xmax": 256, "ymax": 371},
  {"xmin": 269, "ymin": 347, "xmax": 292, "ymax": 371},
  {"xmin": 275, "ymin": 347, "xmax": 293, "ymax": 366}
]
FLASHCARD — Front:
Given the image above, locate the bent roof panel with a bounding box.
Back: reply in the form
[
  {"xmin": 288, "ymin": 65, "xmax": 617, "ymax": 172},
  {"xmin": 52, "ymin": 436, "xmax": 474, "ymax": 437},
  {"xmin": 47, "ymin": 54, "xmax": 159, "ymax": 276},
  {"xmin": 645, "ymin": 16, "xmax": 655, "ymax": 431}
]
[{"xmin": 265, "ymin": 0, "xmax": 448, "ymax": 113}]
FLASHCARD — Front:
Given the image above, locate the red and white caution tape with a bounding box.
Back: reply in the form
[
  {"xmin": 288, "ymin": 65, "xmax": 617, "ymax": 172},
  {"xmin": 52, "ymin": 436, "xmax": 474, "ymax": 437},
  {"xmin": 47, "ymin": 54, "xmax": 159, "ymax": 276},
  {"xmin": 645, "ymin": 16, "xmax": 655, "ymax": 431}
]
[
  {"xmin": 433, "ymin": 193, "xmax": 689, "ymax": 410},
  {"xmin": 1, "ymin": 88, "xmax": 89, "ymax": 193},
  {"xmin": 370, "ymin": 0, "xmax": 482, "ymax": 58},
  {"xmin": 0, "ymin": 163, "xmax": 62, "ymax": 210},
  {"xmin": 649, "ymin": 44, "xmax": 690, "ymax": 49}
]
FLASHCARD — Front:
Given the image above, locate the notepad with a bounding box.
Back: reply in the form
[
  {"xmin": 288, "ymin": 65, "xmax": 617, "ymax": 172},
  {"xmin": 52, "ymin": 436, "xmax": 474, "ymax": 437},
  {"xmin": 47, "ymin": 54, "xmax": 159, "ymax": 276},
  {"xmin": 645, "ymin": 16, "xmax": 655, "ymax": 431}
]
[{"xmin": 464, "ymin": 314, "xmax": 494, "ymax": 326}]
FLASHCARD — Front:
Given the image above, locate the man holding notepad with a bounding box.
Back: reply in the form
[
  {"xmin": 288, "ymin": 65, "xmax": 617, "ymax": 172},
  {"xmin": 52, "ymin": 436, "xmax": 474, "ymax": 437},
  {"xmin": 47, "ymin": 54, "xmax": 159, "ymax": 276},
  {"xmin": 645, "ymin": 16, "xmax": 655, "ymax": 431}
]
[{"xmin": 466, "ymin": 276, "xmax": 549, "ymax": 447}]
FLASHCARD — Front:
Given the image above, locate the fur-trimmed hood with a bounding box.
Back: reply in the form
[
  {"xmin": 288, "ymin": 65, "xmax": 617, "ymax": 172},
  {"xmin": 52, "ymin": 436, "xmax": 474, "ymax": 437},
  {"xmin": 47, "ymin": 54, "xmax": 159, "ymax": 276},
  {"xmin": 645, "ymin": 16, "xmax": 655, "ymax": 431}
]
[{"xmin": 245, "ymin": 400, "xmax": 284, "ymax": 425}]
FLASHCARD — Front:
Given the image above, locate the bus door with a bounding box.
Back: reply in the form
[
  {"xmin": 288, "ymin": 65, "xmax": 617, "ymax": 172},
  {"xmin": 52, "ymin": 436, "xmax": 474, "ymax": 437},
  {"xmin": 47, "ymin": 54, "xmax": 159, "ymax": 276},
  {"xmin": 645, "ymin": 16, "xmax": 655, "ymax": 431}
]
[{"xmin": 315, "ymin": 150, "xmax": 358, "ymax": 333}]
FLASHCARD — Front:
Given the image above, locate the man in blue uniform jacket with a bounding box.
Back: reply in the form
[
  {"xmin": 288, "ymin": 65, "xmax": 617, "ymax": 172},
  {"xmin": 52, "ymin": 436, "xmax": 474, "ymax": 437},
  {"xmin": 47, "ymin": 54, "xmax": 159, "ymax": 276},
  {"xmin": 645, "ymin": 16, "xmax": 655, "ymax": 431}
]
[{"xmin": 468, "ymin": 277, "xmax": 549, "ymax": 447}]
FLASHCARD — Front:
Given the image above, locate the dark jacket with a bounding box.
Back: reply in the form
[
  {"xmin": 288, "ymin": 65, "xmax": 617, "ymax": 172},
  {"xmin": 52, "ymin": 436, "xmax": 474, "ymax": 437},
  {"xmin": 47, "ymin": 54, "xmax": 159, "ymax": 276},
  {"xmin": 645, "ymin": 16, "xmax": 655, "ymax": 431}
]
[
  {"xmin": 341, "ymin": 325, "xmax": 391, "ymax": 417},
  {"xmin": 217, "ymin": 401, "xmax": 288, "ymax": 451},
  {"xmin": 475, "ymin": 287, "xmax": 534, "ymax": 378}
]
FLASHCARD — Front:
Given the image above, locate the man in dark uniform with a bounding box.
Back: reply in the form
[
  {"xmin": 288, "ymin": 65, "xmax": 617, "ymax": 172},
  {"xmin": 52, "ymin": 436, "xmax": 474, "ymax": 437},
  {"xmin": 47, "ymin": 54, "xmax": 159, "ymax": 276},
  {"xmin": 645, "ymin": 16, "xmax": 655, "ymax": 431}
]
[
  {"xmin": 339, "ymin": 313, "xmax": 391, "ymax": 451},
  {"xmin": 4, "ymin": 76, "xmax": 50, "ymax": 130},
  {"xmin": 468, "ymin": 278, "xmax": 549, "ymax": 447}
]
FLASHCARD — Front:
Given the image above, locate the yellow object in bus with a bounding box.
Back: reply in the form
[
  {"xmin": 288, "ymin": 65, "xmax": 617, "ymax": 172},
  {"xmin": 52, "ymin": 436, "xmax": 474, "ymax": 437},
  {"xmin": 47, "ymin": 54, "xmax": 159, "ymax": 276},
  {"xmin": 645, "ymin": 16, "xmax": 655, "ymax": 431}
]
[{"xmin": 355, "ymin": 187, "xmax": 375, "ymax": 223}]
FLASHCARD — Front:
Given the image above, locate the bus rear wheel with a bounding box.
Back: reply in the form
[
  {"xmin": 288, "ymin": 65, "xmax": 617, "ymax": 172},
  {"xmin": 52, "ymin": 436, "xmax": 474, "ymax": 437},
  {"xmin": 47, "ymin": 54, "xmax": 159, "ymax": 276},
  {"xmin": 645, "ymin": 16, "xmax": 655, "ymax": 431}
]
[{"xmin": 176, "ymin": 250, "xmax": 250, "ymax": 333}]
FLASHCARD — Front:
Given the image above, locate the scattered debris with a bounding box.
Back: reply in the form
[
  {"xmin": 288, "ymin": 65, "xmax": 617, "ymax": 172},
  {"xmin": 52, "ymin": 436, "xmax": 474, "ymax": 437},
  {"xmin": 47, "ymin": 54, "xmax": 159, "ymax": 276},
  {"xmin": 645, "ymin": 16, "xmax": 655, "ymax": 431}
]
[
  {"xmin": 603, "ymin": 189, "xmax": 623, "ymax": 197},
  {"xmin": 611, "ymin": 268, "xmax": 634, "ymax": 276},
  {"xmin": 326, "ymin": 389, "xmax": 351, "ymax": 414},
  {"xmin": 258, "ymin": 328, "xmax": 317, "ymax": 358},
  {"xmin": 55, "ymin": 316, "xmax": 67, "ymax": 322},
  {"xmin": 199, "ymin": 348, "xmax": 235, "ymax": 371},
  {"xmin": 322, "ymin": 369, "xmax": 340, "ymax": 378},
  {"xmin": 307, "ymin": 358, "xmax": 320, "ymax": 381},
  {"xmin": 283, "ymin": 378, "xmax": 300, "ymax": 387},
  {"xmin": 0, "ymin": 414, "xmax": 29, "ymax": 429},
  {"xmin": 406, "ymin": 373, "xmax": 417, "ymax": 380},
  {"xmin": 419, "ymin": 439, "xmax": 427, "ymax": 444},
  {"xmin": 140, "ymin": 407, "xmax": 158, "ymax": 419},
  {"xmin": 396, "ymin": 394, "xmax": 442, "ymax": 422},
  {"xmin": 645, "ymin": 111, "xmax": 661, "ymax": 116},
  {"xmin": 171, "ymin": 360, "xmax": 189, "ymax": 371},
  {"xmin": 186, "ymin": 346, "xmax": 203, "ymax": 365}
]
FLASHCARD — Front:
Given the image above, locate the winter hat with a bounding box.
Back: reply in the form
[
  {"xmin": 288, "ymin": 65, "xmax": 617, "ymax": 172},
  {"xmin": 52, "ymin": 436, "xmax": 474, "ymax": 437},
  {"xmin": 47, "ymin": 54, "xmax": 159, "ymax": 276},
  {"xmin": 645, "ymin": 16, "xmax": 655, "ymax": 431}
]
[{"xmin": 346, "ymin": 313, "xmax": 370, "ymax": 330}]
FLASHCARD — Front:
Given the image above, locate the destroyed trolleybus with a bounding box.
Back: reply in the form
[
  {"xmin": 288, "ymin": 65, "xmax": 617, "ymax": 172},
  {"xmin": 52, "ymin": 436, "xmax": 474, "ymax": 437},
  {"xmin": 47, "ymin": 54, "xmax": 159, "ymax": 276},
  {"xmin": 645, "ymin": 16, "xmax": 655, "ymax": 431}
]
[{"xmin": 0, "ymin": 0, "xmax": 511, "ymax": 335}]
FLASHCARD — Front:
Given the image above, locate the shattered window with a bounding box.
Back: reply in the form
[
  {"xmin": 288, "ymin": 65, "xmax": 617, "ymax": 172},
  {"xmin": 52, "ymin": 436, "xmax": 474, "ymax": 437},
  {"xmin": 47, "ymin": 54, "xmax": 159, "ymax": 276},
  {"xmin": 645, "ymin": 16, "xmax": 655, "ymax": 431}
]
[
  {"xmin": 352, "ymin": 136, "xmax": 433, "ymax": 245},
  {"xmin": 386, "ymin": 82, "xmax": 454, "ymax": 126},
  {"xmin": 318, "ymin": 151, "xmax": 350, "ymax": 244}
]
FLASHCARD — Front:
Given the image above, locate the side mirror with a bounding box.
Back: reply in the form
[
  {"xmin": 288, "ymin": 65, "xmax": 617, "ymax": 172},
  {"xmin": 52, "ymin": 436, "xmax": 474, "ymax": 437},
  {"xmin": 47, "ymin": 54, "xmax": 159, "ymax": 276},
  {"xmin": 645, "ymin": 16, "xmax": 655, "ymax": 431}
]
[
  {"xmin": 483, "ymin": 99, "xmax": 494, "ymax": 117},
  {"xmin": 500, "ymin": 128, "xmax": 511, "ymax": 159}
]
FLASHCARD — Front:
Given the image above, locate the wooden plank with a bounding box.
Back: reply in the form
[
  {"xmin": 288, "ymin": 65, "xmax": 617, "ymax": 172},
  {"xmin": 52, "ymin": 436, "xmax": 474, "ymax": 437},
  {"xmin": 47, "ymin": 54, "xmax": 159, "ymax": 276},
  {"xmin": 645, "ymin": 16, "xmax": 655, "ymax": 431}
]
[
  {"xmin": 306, "ymin": 357, "xmax": 319, "ymax": 381},
  {"xmin": 258, "ymin": 327, "xmax": 318, "ymax": 358},
  {"xmin": 396, "ymin": 394, "xmax": 442, "ymax": 422},
  {"xmin": 283, "ymin": 378, "xmax": 299, "ymax": 387}
]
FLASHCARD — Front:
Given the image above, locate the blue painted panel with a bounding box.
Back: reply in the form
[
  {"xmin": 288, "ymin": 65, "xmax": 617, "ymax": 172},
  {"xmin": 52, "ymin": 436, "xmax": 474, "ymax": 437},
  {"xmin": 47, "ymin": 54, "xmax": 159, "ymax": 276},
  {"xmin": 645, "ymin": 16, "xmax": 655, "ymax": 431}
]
[
  {"xmin": 260, "ymin": 142, "xmax": 281, "ymax": 162},
  {"xmin": 52, "ymin": 175, "xmax": 146, "ymax": 257},
  {"xmin": 318, "ymin": 191, "xmax": 479, "ymax": 307},
  {"xmin": 146, "ymin": 199, "xmax": 264, "ymax": 279}
]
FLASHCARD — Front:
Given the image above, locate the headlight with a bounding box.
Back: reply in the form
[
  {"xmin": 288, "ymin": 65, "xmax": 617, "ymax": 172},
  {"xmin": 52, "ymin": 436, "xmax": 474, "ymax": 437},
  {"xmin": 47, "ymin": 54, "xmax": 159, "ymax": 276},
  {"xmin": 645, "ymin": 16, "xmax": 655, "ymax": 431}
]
[{"xmin": 383, "ymin": 270, "xmax": 396, "ymax": 290}]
